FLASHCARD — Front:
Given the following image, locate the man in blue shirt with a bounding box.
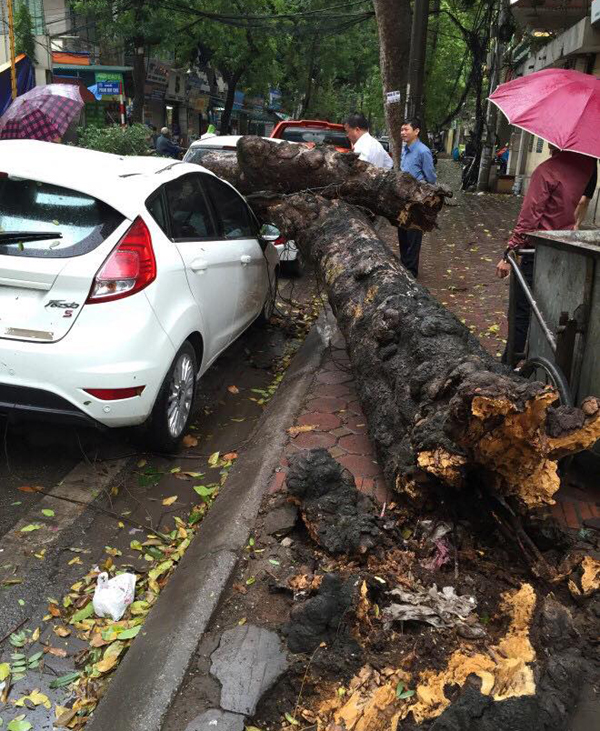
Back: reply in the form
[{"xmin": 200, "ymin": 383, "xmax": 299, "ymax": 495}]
[{"xmin": 398, "ymin": 118, "xmax": 437, "ymax": 277}]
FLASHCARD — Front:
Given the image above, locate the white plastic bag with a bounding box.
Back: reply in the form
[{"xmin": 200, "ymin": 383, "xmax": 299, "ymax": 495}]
[{"xmin": 93, "ymin": 572, "xmax": 137, "ymax": 621}]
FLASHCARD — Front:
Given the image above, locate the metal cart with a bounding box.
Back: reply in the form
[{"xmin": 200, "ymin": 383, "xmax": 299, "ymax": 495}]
[{"xmin": 506, "ymin": 230, "xmax": 600, "ymax": 456}]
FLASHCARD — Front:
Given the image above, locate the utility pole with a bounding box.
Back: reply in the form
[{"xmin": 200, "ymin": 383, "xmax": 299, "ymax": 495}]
[
  {"xmin": 476, "ymin": 0, "xmax": 508, "ymax": 192},
  {"xmin": 7, "ymin": 0, "xmax": 17, "ymax": 100},
  {"xmin": 406, "ymin": 0, "xmax": 429, "ymax": 120}
]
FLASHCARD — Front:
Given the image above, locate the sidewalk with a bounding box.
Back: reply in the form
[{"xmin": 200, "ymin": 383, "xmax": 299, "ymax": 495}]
[{"xmin": 160, "ymin": 165, "xmax": 598, "ymax": 731}]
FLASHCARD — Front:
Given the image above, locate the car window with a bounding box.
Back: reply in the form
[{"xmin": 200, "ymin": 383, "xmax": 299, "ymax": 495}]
[
  {"xmin": 0, "ymin": 177, "xmax": 124, "ymax": 258},
  {"xmin": 184, "ymin": 147, "xmax": 237, "ymax": 165},
  {"xmin": 164, "ymin": 174, "xmax": 216, "ymax": 240},
  {"xmin": 146, "ymin": 192, "xmax": 168, "ymax": 235},
  {"xmin": 202, "ymin": 175, "xmax": 255, "ymax": 240},
  {"xmin": 280, "ymin": 127, "xmax": 351, "ymax": 149}
]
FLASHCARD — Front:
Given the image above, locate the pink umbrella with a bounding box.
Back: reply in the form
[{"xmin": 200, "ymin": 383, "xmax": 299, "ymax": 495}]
[
  {"xmin": 0, "ymin": 84, "xmax": 83, "ymax": 141},
  {"xmin": 489, "ymin": 68, "xmax": 600, "ymax": 158}
]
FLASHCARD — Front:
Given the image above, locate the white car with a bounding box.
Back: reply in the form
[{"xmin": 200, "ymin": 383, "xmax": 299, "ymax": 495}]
[
  {"xmin": 184, "ymin": 135, "xmax": 303, "ymax": 276},
  {"xmin": 0, "ymin": 140, "xmax": 279, "ymax": 451}
]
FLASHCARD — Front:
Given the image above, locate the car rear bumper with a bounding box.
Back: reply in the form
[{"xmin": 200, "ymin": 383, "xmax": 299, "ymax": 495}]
[
  {"xmin": 0, "ymin": 383, "xmax": 101, "ymax": 427},
  {"xmin": 0, "ymin": 294, "xmax": 176, "ymax": 428}
]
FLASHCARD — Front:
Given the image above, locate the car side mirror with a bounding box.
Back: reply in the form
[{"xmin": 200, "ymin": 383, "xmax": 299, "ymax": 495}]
[{"xmin": 259, "ymin": 223, "xmax": 281, "ymax": 242}]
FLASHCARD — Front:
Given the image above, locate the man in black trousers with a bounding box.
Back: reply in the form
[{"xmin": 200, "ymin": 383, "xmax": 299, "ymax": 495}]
[{"xmin": 398, "ymin": 118, "xmax": 437, "ymax": 277}]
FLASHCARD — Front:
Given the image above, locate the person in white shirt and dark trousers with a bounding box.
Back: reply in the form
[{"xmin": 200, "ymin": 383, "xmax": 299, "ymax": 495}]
[{"xmin": 344, "ymin": 113, "xmax": 393, "ymax": 170}]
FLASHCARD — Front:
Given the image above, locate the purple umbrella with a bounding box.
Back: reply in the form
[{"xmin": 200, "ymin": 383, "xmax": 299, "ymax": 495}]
[{"xmin": 0, "ymin": 84, "xmax": 83, "ymax": 141}]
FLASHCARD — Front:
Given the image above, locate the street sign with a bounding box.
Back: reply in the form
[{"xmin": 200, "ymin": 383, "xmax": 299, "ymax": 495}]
[
  {"xmin": 97, "ymin": 81, "xmax": 121, "ymax": 95},
  {"xmin": 385, "ymin": 90, "xmax": 401, "ymax": 104}
]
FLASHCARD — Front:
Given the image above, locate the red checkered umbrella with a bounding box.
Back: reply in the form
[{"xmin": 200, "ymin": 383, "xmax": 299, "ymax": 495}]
[{"xmin": 0, "ymin": 84, "xmax": 83, "ymax": 141}]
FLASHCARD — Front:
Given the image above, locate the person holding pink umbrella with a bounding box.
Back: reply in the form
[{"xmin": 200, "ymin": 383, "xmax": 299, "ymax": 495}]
[{"xmin": 489, "ymin": 68, "xmax": 599, "ymax": 362}]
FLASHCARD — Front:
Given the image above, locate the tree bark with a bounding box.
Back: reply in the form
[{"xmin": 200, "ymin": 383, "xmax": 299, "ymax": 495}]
[
  {"xmin": 406, "ymin": 0, "xmax": 429, "ymax": 121},
  {"xmin": 219, "ymin": 67, "xmax": 243, "ymax": 135},
  {"xmin": 202, "ymin": 136, "xmax": 451, "ymax": 231},
  {"xmin": 202, "ymin": 137, "xmax": 600, "ymax": 513},
  {"xmin": 131, "ymin": 38, "xmax": 146, "ymax": 124},
  {"xmin": 372, "ymin": 0, "xmax": 412, "ymax": 166}
]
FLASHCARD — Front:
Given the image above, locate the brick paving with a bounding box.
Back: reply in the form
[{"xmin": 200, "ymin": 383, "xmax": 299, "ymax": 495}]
[{"xmin": 270, "ymin": 159, "xmax": 598, "ymax": 533}]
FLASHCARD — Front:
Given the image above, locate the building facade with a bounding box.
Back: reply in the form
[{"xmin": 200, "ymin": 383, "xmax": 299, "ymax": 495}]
[{"xmin": 507, "ymin": 0, "xmax": 600, "ymax": 225}]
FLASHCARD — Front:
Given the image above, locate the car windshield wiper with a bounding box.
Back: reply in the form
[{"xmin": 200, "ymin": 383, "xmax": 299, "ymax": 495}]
[{"xmin": 0, "ymin": 231, "xmax": 63, "ymax": 244}]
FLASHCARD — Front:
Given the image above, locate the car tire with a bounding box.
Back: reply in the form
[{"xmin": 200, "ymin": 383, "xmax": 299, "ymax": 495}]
[
  {"xmin": 256, "ymin": 269, "xmax": 279, "ymax": 325},
  {"xmin": 144, "ymin": 341, "xmax": 198, "ymax": 453}
]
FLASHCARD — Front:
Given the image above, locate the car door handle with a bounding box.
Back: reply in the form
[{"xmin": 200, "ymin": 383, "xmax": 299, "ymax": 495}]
[
  {"xmin": 240, "ymin": 255, "xmax": 252, "ymax": 266},
  {"xmin": 190, "ymin": 258, "xmax": 208, "ymax": 272}
]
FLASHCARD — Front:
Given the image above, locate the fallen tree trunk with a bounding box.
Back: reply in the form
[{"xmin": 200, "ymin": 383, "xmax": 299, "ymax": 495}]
[
  {"xmin": 202, "ymin": 138, "xmax": 600, "ymax": 513},
  {"xmin": 202, "ymin": 136, "xmax": 452, "ymax": 231}
]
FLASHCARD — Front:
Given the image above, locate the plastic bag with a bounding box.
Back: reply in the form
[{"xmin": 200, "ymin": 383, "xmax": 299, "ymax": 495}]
[{"xmin": 93, "ymin": 572, "xmax": 137, "ymax": 621}]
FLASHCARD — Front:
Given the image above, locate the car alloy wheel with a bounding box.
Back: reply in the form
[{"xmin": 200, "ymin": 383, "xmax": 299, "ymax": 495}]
[{"xmin": 166, "ymin": 350, "xmax": 196, "ymax": 439}]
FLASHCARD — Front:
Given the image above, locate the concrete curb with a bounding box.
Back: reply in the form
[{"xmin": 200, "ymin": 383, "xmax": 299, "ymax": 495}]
[{"xmin": 86, "ymin": 313, "xmax": 332, "ymax": 731}]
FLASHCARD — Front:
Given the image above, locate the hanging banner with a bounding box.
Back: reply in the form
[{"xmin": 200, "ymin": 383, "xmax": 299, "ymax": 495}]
[{"xmin": 385, "ymin": 90, "xmax": 401, "ymax": 104}]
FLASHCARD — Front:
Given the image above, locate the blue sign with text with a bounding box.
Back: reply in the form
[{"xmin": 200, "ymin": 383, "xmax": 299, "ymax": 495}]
[{"xmin": 97, "ymin": 81, "xmax": 121, "ymax": 95}]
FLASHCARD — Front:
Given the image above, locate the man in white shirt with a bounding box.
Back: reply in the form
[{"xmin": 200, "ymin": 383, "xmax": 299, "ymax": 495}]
[{"xmin": 344, "ymin": 113, "xmax": 393, "ymax": 170}]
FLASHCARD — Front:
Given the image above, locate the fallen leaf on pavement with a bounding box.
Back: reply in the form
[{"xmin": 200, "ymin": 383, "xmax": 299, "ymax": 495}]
[
  {"xmin": 41, "ymin": 509, "xmax": 55, "ymax": 517},
  {"xmin": 208, "ymin": 451, "xmax": 220, "ymax": 466},
  {"xmin": 18, "ymin": 485, "xmax": 39, "ymax": 493},
  {"xmin": 223, "ymin": 452, "xmax": 238, "ymax": 461},
  {"xmin": 162, "ymin": 496, "xmax": 178, "ymax": 506},
  {"xmin": 15, "ymin": 689, "xmax": 51, "ymax": 708},
  {"xmin": 45, "ymin": 646, "xmax": 68, "ymax": 658},
  {"xmin": 288, "ymin": 425, "xmax": 316, "ymax": 436},
  {"xmin": 53, "ymin": 626, "xmax": 71, "ymax": 638},
  {"xmin": 20, "ymin": 524, "xmax": 42, "ymax": 532},
  {"xmin": 54, "ymin": 708, "xmax": 77, "ymax": 728},
  {"xmin": 182, "ymin": 435, "xmax": 198, "ymax": 448},
  {"xmin": 228, "ymin": 385, "xmax": 240, "ymax": 394}
]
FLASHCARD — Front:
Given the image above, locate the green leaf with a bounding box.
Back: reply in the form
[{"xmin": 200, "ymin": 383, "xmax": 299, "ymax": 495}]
[
  {"xmin": 193, "ymin": 485, "xmax": 217, "ymax": 501},
  {"xmin": 70, "ymin": 601, "xmax": 94, "ymax": 624},
  {"xmin": 17, "ymin": 600, "xmax": 25, "ymax": 607},
  {"xmin": 396, "ymin": 682, "xmax": 415, "ymax": 700},
  {"xmin": 245, "ymin": 577, "xmax": 256, "ymax": 586},
  {"xmin": 116, "ymin": 626, "xmax": 141, "ymax": 640},
  {"xmin": 27, "ymin": 651, "xmax": 43, "ymax": 663},
  {"xmin": 49, "ymin": 671, "xmax": 81, "ymax": 689},
  {"xmin": 129, "ymin": 601, "xmax": 150, "ymax": 616},
  {"xmin": 0, "ymin": 662, "xmax": 10, "ymax": 681},
  {"xmin": 9, "ymin": 632, "xmax": 26, "ymax": 648},
  {"xmin": 7, "ymin": 720, "xmax": 32, "ymax": 731},
  {"xmin": 20, "ymin": 524, "xmax": 41, "ymax": 532},
  {"xmin": 284, "ymin": 713, "xmax": 299, "ymax": 726},
  {"xmin": 268, "ymin": 559, "xmax": 280, "ymax": 566},
  {"xmin": 207, "ymin": 451, "xmax": 220, "ymax": 467},
  {"xmin": 41, "ymin": 509, "xmax": 55, "ymax": 517},
  {"xmin": 130, "ymin": 540, "xmax": 143, "ymax": 551}
]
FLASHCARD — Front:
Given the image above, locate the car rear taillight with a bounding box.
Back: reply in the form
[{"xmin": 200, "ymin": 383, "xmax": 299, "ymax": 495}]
[
  {"xmin": 274, "ymin": 236, "xmax": 286, "ymax": 246},
  {"xmin": 87, "ymin": 217, "xmax": 156, "ymax": 304},
  {"xmin": 84, "ymin": 386, "xmax": 145, "ymax": 400}
]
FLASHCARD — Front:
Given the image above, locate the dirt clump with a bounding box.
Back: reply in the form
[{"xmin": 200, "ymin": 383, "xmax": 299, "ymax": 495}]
[{"xmin": 286, "ymin": 448, "xmax": 382, "ymax": 555}]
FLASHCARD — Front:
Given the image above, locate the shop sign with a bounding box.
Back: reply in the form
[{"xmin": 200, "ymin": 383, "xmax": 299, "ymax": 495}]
[
  {"xmin": 95, "ymin": 72, "xmax": 123, "ymax": 100},
  {"xmin": 190, "ymin": 95, "xmax": 209, "ymax": 113},
  {"xmin": 146, "ymin": 60, "xmax": 170, "ymax": 86},
  {"xmin": 167, "ymin": 71, "xmax": 186, "ymax": 101},
  {"xmin": 144, "ymin": 83, "xmax": 166, "ymax": 101}
]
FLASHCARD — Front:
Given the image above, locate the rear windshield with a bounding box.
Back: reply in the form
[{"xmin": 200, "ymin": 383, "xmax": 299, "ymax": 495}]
[
  {"xmin": 184, "ymin": 147, "xmax": 237, "ymax": 165},
  {"xmin": 279, "ymin": 127, "xmax": 351, "ymax": 149},
  {"xmin": 0, "ymin": 177, "xmax": 124, "ymax": 258}
]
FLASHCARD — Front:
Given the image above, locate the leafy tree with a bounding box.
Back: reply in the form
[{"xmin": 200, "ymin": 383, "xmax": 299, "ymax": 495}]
[
  {"xmin": 69, "ymin": 0, "xmax": 169, "ymax": 123},
  {"xmin": 77, "ymin": 124, "xmax": 153, "ymax": 155},
  {"xmin": 15, "ymin": 1, "xmax": 36, "ymax": 63}
]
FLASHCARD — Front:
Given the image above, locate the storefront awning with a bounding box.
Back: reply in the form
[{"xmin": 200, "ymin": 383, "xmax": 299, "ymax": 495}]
[{"xmin": 0, "ymin": 54, "xmax": 35, "ymax": 116}]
